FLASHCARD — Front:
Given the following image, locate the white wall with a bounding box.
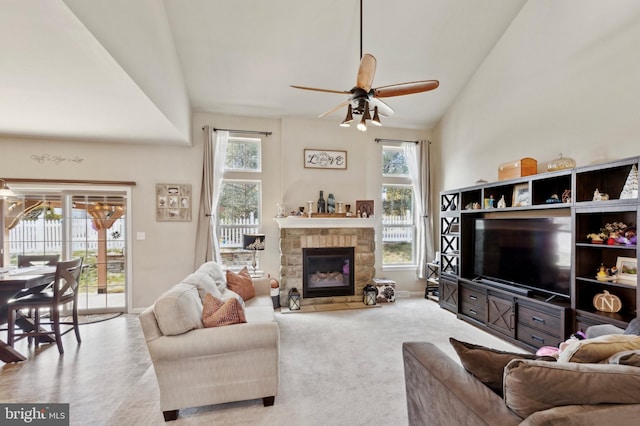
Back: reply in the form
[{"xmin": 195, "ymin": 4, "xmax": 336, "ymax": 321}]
[
  {"xmin": 1, "ymin": 114, "xmax": 432, "ymax": 310},
  {"xmin": 435, "ymin": 0, "xmax": 640, "ymax": 193}
]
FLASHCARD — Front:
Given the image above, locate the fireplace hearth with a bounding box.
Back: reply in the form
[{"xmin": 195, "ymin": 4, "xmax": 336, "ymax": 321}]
[{"xmin": 303, "ymin": 247, "xmax": 354, "ymax": 298}]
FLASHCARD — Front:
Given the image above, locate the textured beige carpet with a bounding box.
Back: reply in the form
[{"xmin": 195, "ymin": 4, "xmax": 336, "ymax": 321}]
[
  {"xmin": 280, "ymin": 302, "xmax": 381, "ymax": 314},
  {"xmin": 106, "ymin": 297, "xmax": 526, "ymax": 425}
]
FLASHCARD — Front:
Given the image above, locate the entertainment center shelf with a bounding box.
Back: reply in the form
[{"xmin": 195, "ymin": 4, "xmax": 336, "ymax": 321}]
[{"xmin": 438, "ymin": 156, "xmax": 639, "ymax": 350}]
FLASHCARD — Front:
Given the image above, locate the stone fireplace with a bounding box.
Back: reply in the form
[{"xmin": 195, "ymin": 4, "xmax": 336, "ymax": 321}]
[{"xmin": 275, "ymin": 217, "xmax": 378, "ymax": 306}]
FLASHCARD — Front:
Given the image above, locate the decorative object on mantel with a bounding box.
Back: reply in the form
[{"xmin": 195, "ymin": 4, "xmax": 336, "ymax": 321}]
[
  {"xmin": 317, "ymin": 190, "xmax": 326, "ymax": 213},
  {"xmin": 307, "ymin": 201, "xmax": 313, "ymax": 217},
  {"xmin": 156, "ymin": 183, "xmax": 192, "ymax": 222},
  {"xmin": 327, "ymin": 193, "xmax": 335, "ymax": 213},
  {"xmin": 593, "ymin": 290, "xmax": 622, "ymax": 313},
  {"xmin": 498, "ymin": 157, "xmax": 537, "ymax": 181},
  {"xmin": 276, "ymin": 203, "xmax": 288, "ymax": 218},
  {"xmin": 355, "ymin": 200, "xmax": 374, "ymax": 218},
  {"xmin": 547, "ymin": 153, "xmax": 576, "ymax": 172},
  {"xmin": 620, "ymin": 164, "xmax": 638, "ymax": 199},
  {"xmin": 288, "ymin": 287, "xmax": 301, "ymax": 311}
]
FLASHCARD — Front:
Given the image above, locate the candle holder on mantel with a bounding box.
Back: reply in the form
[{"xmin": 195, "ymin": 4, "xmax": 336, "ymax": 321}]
[{"xmin": 307, "ymin": 201, "xmax": 313, "ymax": 217}]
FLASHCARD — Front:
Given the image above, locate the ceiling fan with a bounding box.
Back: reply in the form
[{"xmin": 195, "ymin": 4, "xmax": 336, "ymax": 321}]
[{"xmin": 290, "ymin": 1, "xmax": 439, "ymax": 131}]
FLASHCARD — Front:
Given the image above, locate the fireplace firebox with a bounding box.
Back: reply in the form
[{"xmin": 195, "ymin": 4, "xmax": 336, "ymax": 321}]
[{"xmin": 302, "ymin": 247, "xmax": 355, "ymax": 298}]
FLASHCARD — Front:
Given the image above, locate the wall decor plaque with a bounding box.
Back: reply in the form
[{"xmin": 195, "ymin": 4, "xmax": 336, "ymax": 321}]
[
  {"xmin": 304, "ymin": 149, "xmax": 347, "ymax": 169},
  {"xmin": 156, "ymin": 183, "xmax": 192, "ymax": 222}
]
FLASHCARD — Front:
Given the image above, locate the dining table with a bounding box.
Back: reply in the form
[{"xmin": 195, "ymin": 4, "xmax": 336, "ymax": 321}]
[{"xmin": 0, "ymin": 266, "xmax": 57, "ymax": 363}]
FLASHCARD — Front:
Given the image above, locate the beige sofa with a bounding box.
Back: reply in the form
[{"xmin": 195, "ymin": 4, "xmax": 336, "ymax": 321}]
[
  {"xmin": 403, "ymin": 340, "xmax": 640, "ymax": 425},
  {"xmin": 139, "ymin": 262, "xmax": 279, "ymax": 421}
]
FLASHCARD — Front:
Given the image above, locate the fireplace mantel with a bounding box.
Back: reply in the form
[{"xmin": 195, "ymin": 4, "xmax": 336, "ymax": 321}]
[{"xmin": 274, "ymin": 217, "xmax": 381, "ymax": 229}]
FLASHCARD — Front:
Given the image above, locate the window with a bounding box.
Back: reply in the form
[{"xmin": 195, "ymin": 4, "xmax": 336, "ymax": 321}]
[
  {"xmin": 217, "ymin": 137, "xmax": 262, "ymax": 268},
  {"xmin": 382, "ymin": 146, "xmax": 415, "ymax": 265}
]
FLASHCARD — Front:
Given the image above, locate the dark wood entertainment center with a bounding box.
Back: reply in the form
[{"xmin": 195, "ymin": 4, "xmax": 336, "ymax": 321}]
[{"xmin": 439, "ymin": 156, "xmax": 639, "ymax": 351}]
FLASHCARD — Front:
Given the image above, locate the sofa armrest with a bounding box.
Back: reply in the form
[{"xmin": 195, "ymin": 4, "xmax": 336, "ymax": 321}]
[
  {"xmin": 402, "ymin": 342, "xmax": 521, "ymax": 426},
  {"xmin": 252, "ymin": 277, "xmax": 271, "ymax": 297},
  {"xmin": 146, "ymin": 321, "xmax": 279, "ymax": 362}
]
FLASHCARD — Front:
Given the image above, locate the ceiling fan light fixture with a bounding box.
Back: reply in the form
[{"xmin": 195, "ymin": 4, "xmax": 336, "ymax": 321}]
[
  {"xmin": 357, "ymin": 115, "xmax": 367, "ymax": 132},
  {"xmin": 371, "ymin": 106, "xmax": 382, "ymax": 126},
  {"xmin": 340, "ymin": 104, "xmax": 354, "ymax": 127},
  {"xmin": 362, "ymin": 102, "xmax": 371, "ymax": 120}
]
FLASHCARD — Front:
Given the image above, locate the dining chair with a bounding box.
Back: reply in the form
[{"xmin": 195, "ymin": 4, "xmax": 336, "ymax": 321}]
[{"xmin": 6, "ymin": 257, "xmax": 83, "ymax": 354}]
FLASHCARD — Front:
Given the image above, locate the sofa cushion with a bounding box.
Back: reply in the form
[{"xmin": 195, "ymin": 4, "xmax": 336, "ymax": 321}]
[
  {"xmin": 503, "ymin": 358, "xmax": 640, "ymax": 418},
  {"xmin": 226, "ymin": 267, "xmax": 255, "ymax": 301},
  {"xmin": 196, "ymin": 261, "xmax": 227, "ymax": 292},
  {"xmin": 153, "ymin": 283, "xmax": 203, "ymax": 336},
  {"xmin": 202, "ymin": 293, "xmax": 247, "ymax": 327},
  {"xmin": 182, "ymin": 271, "xmax": 223, "ymax": 301},
  {"xmin": 558, "ymin": 334, "xmax": 640, "ymax": 363},
  {"xmin": 449, "ymin": 338, "xmax": 555, "ymax": 397},
  {"xmin": 607, "ymin": 349, "xmax": 640, "ymax": 367}
]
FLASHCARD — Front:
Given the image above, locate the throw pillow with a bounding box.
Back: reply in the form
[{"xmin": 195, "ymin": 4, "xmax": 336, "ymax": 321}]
[
  {"xmin": 557, "ymin": 334, "xmax": 640, "ymax": 363},
  {"xmin": 449, "ymin": 338, "xmax": 555, "ymax": 397},
  {"xmin": 226, "ymin": 267, "xmax": 256, "ymax": 301},
  {"xmin": 503, "ymin": 358, "xmax": 640, "ymax": 418},
  {"xmin": 182, "ymin": 271, "xmax": 223, "ymax": 301},
  {"xmin": 202, "ymin": 292, "xmax": 247, "ymax": 328}
]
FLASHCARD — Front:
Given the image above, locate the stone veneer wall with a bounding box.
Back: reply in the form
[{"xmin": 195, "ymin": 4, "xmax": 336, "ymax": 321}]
[{"xmin": 279, "ymin": 227, "xmax": 376, "ymax": 305}]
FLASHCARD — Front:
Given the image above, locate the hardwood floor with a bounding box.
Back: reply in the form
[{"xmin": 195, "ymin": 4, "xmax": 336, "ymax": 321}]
[{"xmin": 0, "ymin": 298, "xmax": 525, "ymax": 425}]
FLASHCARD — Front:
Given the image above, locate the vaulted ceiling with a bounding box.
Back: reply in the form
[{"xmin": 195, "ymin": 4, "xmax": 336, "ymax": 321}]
[{"xmin": 0, "ymin": 0, "xmax": 526, "ymax": 145}]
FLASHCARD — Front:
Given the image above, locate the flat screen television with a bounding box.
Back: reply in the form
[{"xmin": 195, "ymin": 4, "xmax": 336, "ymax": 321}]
[{"xmin": 473, "ymin": 216, "xmax": 572, "ymax": 299}]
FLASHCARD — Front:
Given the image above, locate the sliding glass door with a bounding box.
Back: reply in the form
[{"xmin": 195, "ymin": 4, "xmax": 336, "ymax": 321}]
[{"xmin": 1, "ymin": 186, "xmax": 130, "ymax": 313}]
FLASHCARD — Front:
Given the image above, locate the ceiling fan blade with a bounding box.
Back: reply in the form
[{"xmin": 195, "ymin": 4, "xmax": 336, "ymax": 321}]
[
  {"xmin": 290, "ymin": 85, "xmax": 351, "ymax": 95},
  {"xmin": 356, "ymin": 53, "xmax": 376, "ymax": 92},
  {"xmin": 369, "ymin": 98, "xmax": 394, "ymax": 117},
  {"xmin": 373, "ymin": 80, "xmax": 439, "ymax": 98},
  {"xmin": 318, "ymin": 100, "xmax": 351, "ymax": 118}
]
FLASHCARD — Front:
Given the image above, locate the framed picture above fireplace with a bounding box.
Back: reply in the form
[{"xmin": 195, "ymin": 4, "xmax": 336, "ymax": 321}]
[{"xmin": 304, "ymin": 149, "xmax": 347, "ymax": 169}]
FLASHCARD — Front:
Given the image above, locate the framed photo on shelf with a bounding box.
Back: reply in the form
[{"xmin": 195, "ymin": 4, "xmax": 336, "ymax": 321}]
[
  {"xmin": 512, "ymin": 183, "xmax": 530, "ymax": 207},
  {"xmin": 616, "ymin": 256, "xmax": 637, "ymax": 286},
  {"xmin": 304, "ymin": 149, "xmax": 347, "ymax": 169}
]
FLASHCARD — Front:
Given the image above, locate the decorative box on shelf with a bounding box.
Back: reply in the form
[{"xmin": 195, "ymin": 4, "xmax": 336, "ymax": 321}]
[
  {"xmin": 498, "ymin": 157, "xmax": 537, "ymax": 181},
  {"xmin": 372, "ymin": 278, "xmax": 396, "ymax": 303}
]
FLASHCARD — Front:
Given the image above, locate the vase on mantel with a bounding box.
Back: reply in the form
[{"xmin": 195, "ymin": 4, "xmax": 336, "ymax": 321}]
[
  {"xmin": 317, "ymin": 191, "xmax": 326, "ymax": 213},
  {"xmin": 327, "ymin": 193, "xmax": 335, "ymax": 213}
]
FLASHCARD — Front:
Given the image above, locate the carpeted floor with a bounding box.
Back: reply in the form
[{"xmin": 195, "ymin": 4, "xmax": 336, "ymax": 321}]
[
  {"xmin": 1, "ymin": 297, "xmax": 526, "ymax": 425},
  {"xmin": 112, "ymin": 297, "xmax": 525, "ymax": 425}
]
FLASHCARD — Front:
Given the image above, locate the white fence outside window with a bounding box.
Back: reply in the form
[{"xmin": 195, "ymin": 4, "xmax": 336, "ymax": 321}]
[
  {"xmin": 8, "ymin": 218, "xmax": 125, "ymax": 254},
  {"xmin": 382, "ymin": 212, "xmax": 414, "ymax": 242},
  {"xmin": 219, "ymin": 215, "xmax": 259, "ymax": 248}
]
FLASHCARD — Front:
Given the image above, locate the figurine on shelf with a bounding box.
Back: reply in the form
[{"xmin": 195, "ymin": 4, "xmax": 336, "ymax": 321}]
[
  {"xmin": 596, "ymin": 264, "xmax": 609, "ymax": 281},
  {"xmin": 497, "ymin": 195, "xmax": 506, "ymax": 208},
  {"xmin": 546, "ymin": 194, "xmax": 561, "ymax": 204}
]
